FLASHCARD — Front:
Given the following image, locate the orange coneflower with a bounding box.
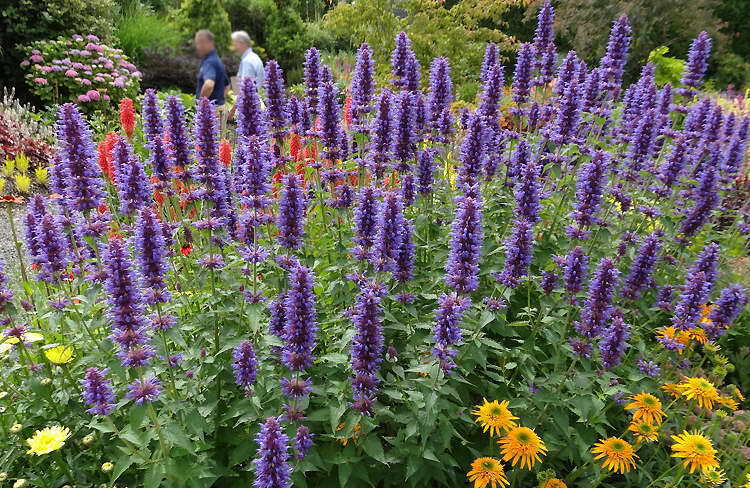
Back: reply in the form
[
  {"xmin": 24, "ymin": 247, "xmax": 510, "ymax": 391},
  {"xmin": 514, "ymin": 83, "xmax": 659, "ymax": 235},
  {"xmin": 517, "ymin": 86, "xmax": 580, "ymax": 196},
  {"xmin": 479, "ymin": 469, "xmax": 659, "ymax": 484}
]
[
  {"xmin": 467, "ymin": 457, "xmax": 509, "ymax": 488},
  {"xmin": 625, "ymin": 393, "xmax": 666, "ymax": 425},
  {"xmin": 472, "ymin": 399, "xmax": 518, "ymax": 437},
  {"xmin": 498, "ymin": 426, "xmax": 547, "ymax": 469},
  {"xmin": 591, "ymin": 437, "xmax": 638, "ymax": 474},
  {"xmin": 670, "ymin": 431, "xmax": 719, "ymax": 473}
]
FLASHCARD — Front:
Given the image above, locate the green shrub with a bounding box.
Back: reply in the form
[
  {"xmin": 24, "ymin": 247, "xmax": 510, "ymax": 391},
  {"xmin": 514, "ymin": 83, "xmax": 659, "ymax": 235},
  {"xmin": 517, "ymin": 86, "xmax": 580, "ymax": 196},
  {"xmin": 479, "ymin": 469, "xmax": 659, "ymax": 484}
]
[
  {"xmin": 177, "ymin": 0, "xmax": 233, "ymax": 53},
  {"xmin": 116, "ymin": 3, "xmax": 183, "ymax": 64},
  {"xmin": 647, "ymin": 46, "xmax": 686, "ymax": 87}
]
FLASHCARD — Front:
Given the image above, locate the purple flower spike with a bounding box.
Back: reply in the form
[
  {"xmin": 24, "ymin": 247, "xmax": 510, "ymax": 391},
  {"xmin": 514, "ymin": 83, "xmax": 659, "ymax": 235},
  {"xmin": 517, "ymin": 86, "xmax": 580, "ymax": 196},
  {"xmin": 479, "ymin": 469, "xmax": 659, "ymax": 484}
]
[
  {"xmin": 35, "ymin": 210, "xmax": 71, "ymax": 282},
  {"xmin": 236, "ymin": 77, "xmax": 268, "ymax": 141},
  {"xmin": 165, "ymin": 96, "xmax": 193, "ymax": 176},
  {"xmin": 394, "ymin": 219, "xmax": 415, "ymax": 283},
  {"xmin": 457, "ymin": 112, "xmax": 485, "ymax": 188},
  {"xmin": 56, "ymin": 103, "xmax": 106, "ymax": 212},
  {"xmin": 277, "ymin": 174, "xmax": 307, "ymax": 250},
  {"xmin": 512, "ymin": 43, "xmax": 534, "ymax": 105},
  {"xmin": 563, "ymin": 246, "xmax": 589, "ymax": 297},
  {"xmin": 303, "ymin": 48, "xmax": 322, "ymax": 118},
  {"xmin": 371, "ymin": 192, "xmax": 405, "ymax": 272},
  {"xmin": 113, "ymin": 137, "xmax": 152, "ymax": 214},
  {"xmin": 126, "ymin": 377, "xmax": 162, "ymax": 404},
  {"xmin": 671, "ymin": 271, "xmax": 710, "ymax": 330},
  {"xmin": 569, "ymin": 150, "xmax": 609, "ymax": 232},
  {"xmin": 391, "ymin": 90, "xmax": 417, "ymax": 170},
  {"xmin": 232, "ymin": 340, "xmax": 258, "ymax": 393},
  {"xmin": 352, "ymin": 186, "xmax": 380, "ymax": 255},
  {"xmin": 391, "ymin": 32, "xmax": 420, "ymax": 91},
  {"xmin": 351, "ymin": 43, "xmax": 375, "ymax": 132},
  {"xmin": 679, "ymin": 164, "xmax": 719, "ymax": 237},
  {"xmin": 478, "ymin": 64, "xmax": 504, "ymax": 131},
  {"xmin": 80, "ymin": 367, "xmax": 116, "ymax": 416},
  {"xmin": 294, "ymin": 425, "xmax": 313, "ymax": 460},
  {"xmin": 707, "ymin": 285, "xmax": 747, "ymax": 334},
  {"xmin": 432, "ymin": 293, "xmax": 471, "ymax": 372},
  {"xmin": 368, "ymin": 89, "xmax": 393, "ymax": 178},
  {"xmin": 599, "ymin": 311, "xmax": 630, "ymax": 369},
  {"xmin": 350, "ymin": 282, "xmax": 386, "ymax": 414},
  {"xmin": 514, "ymin": 152, "xmax": 541, "ymax": 224},
  {"xmin": 445, "ymin": 193, "xmax": 484, "ymax": 294},
  {"xmin": 282, "ymin": 264, "xmax": 317, "ymax": 372},
  {"xmin": 417, "ymin": 149, "xmax": 436, "ymax": 194},
  {"xmin": 481, "ymin": 43, "xmax": 499, "ymax": 83},
  {"xmin": 135, "ymin": 207, "xmax": 170, "ymax": 304},
  {"xmin": 194, "ymin": 98, "xmax": 230, "ymax": 217},
  {"xmin": 318, "ymin": 79, "xmax": 342, "ymax": 161},
  {"xmin": 253, "ymin": 417, "xmax": 291, "ymax": 488},
  {"xmin": 532, "ymin": 1, "xmax": 556, "ymax": 85},
  {"xmin": 142, "ymin": 89, "xmax": 172, "ymax": 181},
  {"xmin": 427, "ymin": 57, "xmax": 454, "ymax": 133},
  {"xmin": 496, "ymin": 218, "xmax": 535, "ymax": 288},
  {"xmin": 622, "ymin": 232, "xmax": 662, "ymax": 299},
  {"xmin": 264, "ymin": 60, "xmax": 289, "ymax": 140},
  {"xmin": 680, "ymin": 31, "xmax": 712, "ymax": 95},
  {"xmin": 599, "ymin": 15, "xmax": 632, "ymax": 97},
  {"xmin": 575, "ymin": 258, "xmax": 619, "ymax": 338}
]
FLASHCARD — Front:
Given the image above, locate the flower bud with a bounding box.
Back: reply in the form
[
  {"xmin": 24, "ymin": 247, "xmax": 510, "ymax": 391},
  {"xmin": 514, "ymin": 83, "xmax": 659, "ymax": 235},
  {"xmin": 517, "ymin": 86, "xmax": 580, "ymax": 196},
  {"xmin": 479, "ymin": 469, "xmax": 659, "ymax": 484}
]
[{"xmin": 101, "ymin": 462, "xmax": 114, "ymax": 473}]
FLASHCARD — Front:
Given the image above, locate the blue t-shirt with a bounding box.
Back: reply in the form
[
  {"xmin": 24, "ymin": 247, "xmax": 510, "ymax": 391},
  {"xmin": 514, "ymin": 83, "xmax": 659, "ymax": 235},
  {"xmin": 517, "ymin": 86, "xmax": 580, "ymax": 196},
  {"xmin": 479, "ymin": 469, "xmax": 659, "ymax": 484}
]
[{"xmin": 196, "ymin": 50, "xmax": 230, "ymax": 105}]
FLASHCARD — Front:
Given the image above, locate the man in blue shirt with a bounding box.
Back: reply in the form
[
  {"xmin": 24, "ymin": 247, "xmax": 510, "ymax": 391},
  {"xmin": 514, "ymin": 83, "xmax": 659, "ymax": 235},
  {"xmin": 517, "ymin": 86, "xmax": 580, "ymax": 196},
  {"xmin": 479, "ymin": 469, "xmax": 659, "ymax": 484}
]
[{"xmin": 194, "ymin": 30, "xmax": 230, "ymax": 105}]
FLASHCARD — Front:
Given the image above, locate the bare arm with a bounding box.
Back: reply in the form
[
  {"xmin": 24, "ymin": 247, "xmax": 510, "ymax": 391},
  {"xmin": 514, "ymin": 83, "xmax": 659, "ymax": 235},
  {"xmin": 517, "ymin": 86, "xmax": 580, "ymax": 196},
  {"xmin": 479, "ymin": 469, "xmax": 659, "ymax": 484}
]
[{"xmin": 200, "ymin": 79, "xmax": 215, "ymax": 98}]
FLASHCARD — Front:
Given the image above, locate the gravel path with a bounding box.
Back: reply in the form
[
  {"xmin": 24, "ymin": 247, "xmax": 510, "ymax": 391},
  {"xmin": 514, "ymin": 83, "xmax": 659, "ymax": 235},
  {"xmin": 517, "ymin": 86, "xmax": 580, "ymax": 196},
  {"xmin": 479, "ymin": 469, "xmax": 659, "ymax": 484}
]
[{"xmin": 0, "ymin": 203, "xmax": 28, "ymax": 278}]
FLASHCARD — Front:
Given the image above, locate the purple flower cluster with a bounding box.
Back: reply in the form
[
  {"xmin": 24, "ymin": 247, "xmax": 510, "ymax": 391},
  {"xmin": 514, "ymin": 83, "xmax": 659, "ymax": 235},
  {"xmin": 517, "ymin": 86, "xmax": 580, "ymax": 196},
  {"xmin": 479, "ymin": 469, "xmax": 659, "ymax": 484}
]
[
  {"xmin": 599, "ymin": 311, "xmax": 630, "ymax": 369},
  {"xmin": 568, "ymin": 151, "xmax": 609, "ymax": 236},
  {"xmin": 80, "ymin": 367, "xmax": 116, "ymax": 415},
  {"xmin": 371, "ymin": 192, "xmax": 405, "ymax": 272},
  {"xmin": 445, "ymin": 193, "xmax": 484, "ymax": 293},
  {"xmin": 351, "ymin": 43, "xmax": 375, "ymax": 132},
  {"xmin": 282, "ymin": 264, "xmax": 317, "ymax": 372},
  {"xmin": 134, "ymin": 207, "xmax": 171, "ymax": 304},
  {"xmin": 432, "ymin": 293, "xmax": 471, "ymax": 372},
  {"xmin": 349, "ymin": 282, "xmax": 386, "ymax": 415},
  {"xmin": 277, "ymin": 174, "xmax": 307, "ymax": 250},
  {"xmin": 232, "ymin": 340, "xmax": 258, "ymax": 394},
  {"xmin": 575, "ymin": 258, "xmax": 619, "ymax": 338},
  {"xmin": 622, "ymin": 232, "xmax": 662, "ymax": 299},
  {"xmin": 253, "ymin": 417, "xmax": 291, "ymax": 488}
]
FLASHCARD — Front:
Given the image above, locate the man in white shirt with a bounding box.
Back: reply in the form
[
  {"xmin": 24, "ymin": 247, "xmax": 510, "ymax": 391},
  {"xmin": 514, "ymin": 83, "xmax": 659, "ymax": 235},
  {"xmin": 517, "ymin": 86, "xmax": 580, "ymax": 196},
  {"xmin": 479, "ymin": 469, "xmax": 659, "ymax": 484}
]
[{"xmin": 231, "ymin": 31, "xmax": 265, "ymax": 85}]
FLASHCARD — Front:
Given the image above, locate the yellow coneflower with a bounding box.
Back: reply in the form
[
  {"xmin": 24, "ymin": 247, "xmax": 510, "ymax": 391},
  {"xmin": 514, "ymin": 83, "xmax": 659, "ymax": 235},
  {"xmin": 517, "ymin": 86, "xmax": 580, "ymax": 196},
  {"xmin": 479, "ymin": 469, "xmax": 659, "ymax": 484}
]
[
  {"xmin": 466, "ymin": 457, "xmax": 509, "ymax": 488},
  {"xmin": 742, "ymin": 472, "xmax": 750, "ymax": 488},
  {"xmin": 676, "ymin": 377, "xmax": 721, "ymax": 410},
  {"xmin": 472, "ymin": 399, "xmax": 518, "ymax": 437},
  {"xmin": 731, "ymin": 386, "xmax": 745, "ymax": 402},
  {"xmin": 625, "ymin": 393, "xmax": 666, "ymax": 425},
  {"xmin": 717, "ymin": 396, "xmax": 738, "ymax": 411},
  {"xmin": 628, "ymin": 421, "xmax": 659, "ymax": 443},
  {"xmin": 498, "ymin": 426, "xmax": 547, "ymax": 469},
  {"xmin": 661, "ymin": 383, "xmax": 682, "ymax": 398},
  {"xmin": 591, "ymin": 437, "xmax": 638, "ymax": 474},
  {"xmin": 542, "ymin": 478, "xmax": 567, "ymax": 488},
  {"xmin": 699, "ymin": 466, "xmax": 726, "ymax": 487},
  {"xmin": 670, "ymin": 431, "xmax": 719, "ymax": 473},
  {"xmin": 685, "ymin": 328, "xmax": 708, "ymax": 345}
]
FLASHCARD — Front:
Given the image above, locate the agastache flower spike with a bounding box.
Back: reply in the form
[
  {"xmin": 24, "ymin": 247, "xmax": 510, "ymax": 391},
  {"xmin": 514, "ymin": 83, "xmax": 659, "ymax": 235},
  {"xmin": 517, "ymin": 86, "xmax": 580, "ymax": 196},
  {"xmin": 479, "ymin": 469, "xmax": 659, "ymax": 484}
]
[
  {"xmin": 477, "ymin": 64, "xmax": 504, "ymax": 131},
  {"xmin": 514, "ymin": 154, "xmax": 541, "ymax": 224},
  {"xmin": 427, "ymin": 57, "xmax": 454, "ymax": 132},
  {"xmin": 457, "ymin": 112, "xmax": 485, "ymax": 188},
  {"xmin": 352, "ymin": 186, "xmax": 380, "ymax": 256},
  {"xmin": 193, "ymin": 98, "xmax": 230, "ymax": 217},
  {"xmin": 599, "ymin": 15, "xmax": 632, "ymax": 97},
  {"xmin": 253, "ymin": 417, "xmax": 291, "ymax": 488},
  {"xmin": 165, "ymin": 96, "xmax": 193, "ymax": 176},
  {"xmin": 679, "ymin": 164, "xmax": 719, "ymax": 237},
  {"xmin": 417, "ymin": 149, "xmax": 435, "ymax": 194},
  {"xmin": 622, "ymin": 232, "xmax": 663, "ymax": 299},
  {"xmin": 80, "ymin": 367, "xmax": 116, "ymax": 416},
  {"xmin": 303, "ymin": 48, "xmax": 322, "ymax": 118},
  {"xmin": 496, "ymin": 218, "xmax": 535, "ymax": 288},
  {"xmin": 391, "ymin": 32, "xmax": 421, "ymax": 91},
  {"xmin": 672, "ymin": 271, "xmax": 710, "ymax": 330},
  {"xmin": 445, "ymin": 193, "xmax": 484, "ymax": 294},
  {"xmin": 688, "ymin": 242, "xmax": 720, "ymax": 293},
  {"xmin": 432, "ymin": 293, "xmax": 471, "ymax": 372},
  {"xmin": 394, "ymin": 219, "xmax": 416, "ymax": 283},
  {"xmin": 56, "ymin": 103, "xmax": 106, "ymax": 212},
  {"xmin": 36, "ymin": 212, "xmax": 71, "ymax": 281},
  {"xmin": 512, "ymin": 43, "xmax": 534, "ymax": 105},
  {"xmin": 264, "ymin": 60, "xmax": 289, "ymax": 140},
  {"xmin": 680, "ymin": 31, "xmax": 712, "ymax": 96},
  {"xmin": 236, "ymin": 77, "xmax": 267, "ymax": 141},
  {"xmin": 371, "ymin": 192, "xmax": 405, "ymax": 272},
  {"xmin": 318, "ymin": 80, "xmax": 342, "ymax": 161},
  {"xmin": 232, "ymin": 340, "xmax": 258, "ymax": 393},
  {"xmin": 134, "ymin": 207, "xmax": 170, "ymax": 304},
  {"xmin": 569, "ymin": 150, "xmax": 609, "ymax": 232},
  {"xmin": 141, "ymin": 89, "xmax": 172, "ymax": 180},
  {"xmin": 481, "ymin": 43, "xmax": 499, "ymax": 83},
  {"xmin": 532, "ymin": 1, "xmax": 556, "ymax": 85},
  {"xmin": 599, "ymin": 311, "xmax": 630, "ymax": 369},
  {"xmin": 282, "ymin": 264, "xmax": 317, "ymax": 372},
  {"xmin": 351, "ymin": 43, "xmax": 375, "ymax": 132},
  {"xmin": 562, "ymin": 246, "xmax": 589, "ymax": 297},
  {"xmin": 707, "ymin": 285, "xmax": 747, "ymax": 333},
  {"xmin": 294, "ymin": 426, "xmax": 313, "ymax": 460},
  {"xmin": 234, "ymin": 136, "xmax": 272, "ymax": 205},
  {"xmin": 575, "ymin": 258, "xmax": 619, "ymax": 338},
  {"xmin": 350, "ymin": 283, "xmax": 386, "ymax": 414},
  {"xmin": 277, "ymin": 174, "xmax": 307, "ymax": 250},
  {"xmin": 113, "ymin": 137, "xmax": 152, "ymax": 214},
  {"xmin": 391, "ymin": 90, "xmax": 417, "ymax": 171}
]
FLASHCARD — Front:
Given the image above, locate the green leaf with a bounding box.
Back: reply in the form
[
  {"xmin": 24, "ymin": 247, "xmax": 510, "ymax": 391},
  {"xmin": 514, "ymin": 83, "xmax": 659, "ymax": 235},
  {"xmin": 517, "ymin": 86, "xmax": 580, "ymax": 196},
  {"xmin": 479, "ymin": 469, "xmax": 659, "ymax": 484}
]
[{"xmin": 362, "ymin": 435, "xmax": 386, "ymax": 464}]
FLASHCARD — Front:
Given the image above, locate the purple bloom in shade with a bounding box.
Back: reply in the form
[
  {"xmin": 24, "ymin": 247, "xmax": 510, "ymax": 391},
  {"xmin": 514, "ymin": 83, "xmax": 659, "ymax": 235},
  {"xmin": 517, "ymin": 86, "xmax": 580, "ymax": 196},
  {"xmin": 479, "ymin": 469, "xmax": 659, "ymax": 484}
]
[
  {"xmin": 496, "ymin": 218, "xmax": 535, "ymax": 288},
  {"xmin": 165, "ymin": 96, "xmax": 193, "ymax": 176},
  {"xmin": 680, "ymin": 31, "xmax": 712, "ymax": 95},
  {"xmin": 276, "ymin": 174, "xmax": 307, "ymax": 250},
  {"xmin": 268, "ymin": 293, "xmax": 286, "ymax": 338},
  {"xmin": 569, "ymin": 150, "xmax": 609, "ymax": 233},
  {"xmin": 236, "ymin": 77, "xmax": 268, "ymax": 141},
  {"xmin": 637, "ymin": 359, "xmax": 661, "ymax": 378},
  {"xmin": 55, "ymin": 103, "xmax": 105, "ymax": 212},
  {"xmin": 655, "ymin": 131, "xmax": 690, "ymax": 193},
  {"xmin": 351, "ymin": 43, "xmax": 375, "ymax": 132},
  {"xmin": 599, "ymin": 311, "xmax": 630, "ymax": 369},
  {"xmin": 264, "ymin": 60, "xmax": 289, "ymax": 140},
  {"xmin": 350, "ymin": 283, "xmax": 386, "ymax": 414},
  {"xmin": 232, "ymin": 340, "xmax": 258, "ymax": 393},
  {"xmin": 679, "ymin": 164, "xmax": 719, "ymax": 237},
  {"xmin": 194, "ymin": 98, "xmax": 230, "ymax": 217},
  {"xmin": 294, "ymin": 425, "xmax": 313, "ymax": 460},
  {"xmin": 599, "ymin": 15, "xmax": 632, "ymax": 96},
  {"xmin": 706, "ymin": 285, "xmax": 747, "ymax": 336},
  {"xmin": 80, "ymin": 367, "xmax": 116, "ymax": 415},
  {"xmin": 391, "ymin": 90, "xmax": 417, "ymax": 171},
  {"xmin": 541, "ymin": 270, "xmax": 557, "ymax": 295},
  {"xmin": 36, "ymin": 212, "xmax": 71, "ymax": 281},
  {"xmin": 234, "ymin": 136, "xmax": 272, "ymax": 205},
  {"xmin": 445, "ymin": 193, "xmax": 484, "ymax": 293},
  {"xmin": 371, "ymin": 192, "xmax": 405, "ymax": 272},
  {"xmin": 393, "ymin": 219, "xmax": 415, "ymax": 283},
  {"xmin": 655, "ymin": 285, "xmax": 676, "ymax": 311},
  {"xmin": 481, "ymin": 43, "xmax": 499, "ymax": 83},
  {"xmin": 416, "ymin": 149, "xmax": 435, "ymax": 194},
  {"xmin": 141, "ymin": 89, "xmax": 172, "ymax": 180},
  {"xmin": 303, "ymin": 48, "xmax": 322, "ymax": 118},
  {"xmin": 253, "ymin": 417, "xmax": 291, "ymax": 488},
  {"xmin": 427, "ymin": 57, "xmax": 453, "ymax": 132},
  {"xmin": 514, "ymin": 153, "xmax": 541, "ymax": 224},
  {"xmin": 134, "ymin": 207, "xmax": 170, "ymax": 304},
  {"xmin": 532, "ymin": 1, "xmax": 556, "ymax": 85},
  {"xmin": 554, "ymin": 51, "xmax": 579, "ymax": 98},
  {"xmin": 547, "ymin": 75, "xmax": 582, "ymax": 144},
  {"xmin": 104, "ymin": 237, "xmax": 152, "ymax": 361},
  {"xmin": 352, "ymin": 186, "xmax": 380, "ymax": 254},
  {"xmin": 432, "ymin": 293, "xmax": 471, "ymax": 372},
  {"xmin": 457, "ymin": 112, "xmax": 485, "ymax": 188},
  {"xmin": 581, "ymin": 68, "xmax": 603, "ymax": 113},
  {"xmin": 563, "ymin": 246, "xmax": 589, "ymax": 297},
  {"xmin": 401, "ymin": 172, "xmax": 416, "ymax": 207},
  {"xmin": 512, "ymin": 43, "xmax": 534, "ymax": 105},
  {"xmin": 575, "ymin": 258, "xmax": 619, "ymax": 338},
  {"xmin": 622, "ymin": 232, "xmax": 663, "ymax": 299},
  {"xmin": 282, "ymin": 264, "xmax": 317, "ymax": 372},
  {"xmin": 318, "ymin": 79, "xmax": 342, "ymax": 161},
  {"xmin": 125, "ymin": 377, "xmax": 162, "ymax": 404},
  {"xmin": 112, "ymin": 137, "xmax": 152, "ymax": 214},
  {"xmin": 391, "ymin": 32, "xmax": 421, "ymax": 91},
  {"xmin": 720, "ymin": 128, "xmax": 749, "ymax": 183},
  {"xmin": 569, "ymin": 337, "xmax": 592, "ymax": 358},
  {"xmin": 672, "ymin": 271, "xmax": 710, "ymax": 330},
  {"xmin": 507, "ymin": 137, "xmax": 531, "ymax": 183},
  {"xmin": 477, "ymin": 64, "xmax": 504, "ymax": 131}
]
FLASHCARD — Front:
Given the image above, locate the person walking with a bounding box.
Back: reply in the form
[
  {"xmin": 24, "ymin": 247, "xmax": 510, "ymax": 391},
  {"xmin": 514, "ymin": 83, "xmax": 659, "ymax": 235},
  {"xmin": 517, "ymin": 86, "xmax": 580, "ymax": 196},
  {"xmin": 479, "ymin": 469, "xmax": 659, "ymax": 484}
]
[
  {"xmin": 231, "ymin": 30, "xmax": 265, "ymax": 84},
  {"xmin": 194, "ymin": 29, "xmax": 230, "ymax": 106}
]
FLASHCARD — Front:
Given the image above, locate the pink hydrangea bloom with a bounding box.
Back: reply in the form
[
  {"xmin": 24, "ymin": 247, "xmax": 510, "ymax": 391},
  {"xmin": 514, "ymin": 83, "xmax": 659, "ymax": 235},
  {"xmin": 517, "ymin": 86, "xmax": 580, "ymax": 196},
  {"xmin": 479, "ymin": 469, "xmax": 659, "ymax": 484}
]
[
  {"xmin": 65, "ymin": 69, "xmax": 77, "ymax": 77},
  {"xmin": 33, "ymin": 77, "xmax": 48, "ymax": 85},
  {"xmin": 20, "ymin": 60, "xmax": 30, "ymax": 67},
  {"xmin": 30, "ymin": 55, "xmax": 44, "ymax": 63},
  {"xmin": 86, "ymin": 90, "xmax": 100, "ymax": 101},
  {"xmin": 80, "ymin": 79, "xmax": 92, "ymax": 86},
  {"xmin": 73, "ymin": 34, "xmax": 83, "ymax": 41},
  {"xmin": 78, "ymin": 94, "xmax": 90, "ymax": 102},
  {"xmin": 86, "ymin": 34, "xmax": 99, "ymax": 42},
  {"xmin": 40, "ymin": 66, "xmax": 53, "ymax": 72}
]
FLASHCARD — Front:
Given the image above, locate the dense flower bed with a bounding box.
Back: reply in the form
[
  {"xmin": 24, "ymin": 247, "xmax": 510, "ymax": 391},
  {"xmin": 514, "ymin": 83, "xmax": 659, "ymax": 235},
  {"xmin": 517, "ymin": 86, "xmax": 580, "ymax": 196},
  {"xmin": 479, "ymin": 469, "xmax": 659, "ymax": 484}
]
[
  {"xmin": 1, "ymin": 3, "xmax": 749, "ymax": 487},
  {"xmin": 20, "ymin": 34, "xmax": 141, "ymax": 112}
]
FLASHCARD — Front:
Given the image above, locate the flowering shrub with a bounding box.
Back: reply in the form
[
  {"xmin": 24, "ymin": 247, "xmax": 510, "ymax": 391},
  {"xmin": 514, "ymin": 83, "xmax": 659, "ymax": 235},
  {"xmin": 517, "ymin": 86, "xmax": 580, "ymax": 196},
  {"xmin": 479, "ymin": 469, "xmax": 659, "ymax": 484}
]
[
  {"xmin": 0, "ymin": 88, "xmax": 54, "ymax": 172},
  {"xmin": 1, "ymin": 3, "xmax": 749, "ymax": 488},
  {"xmin": 20, "ymin": 34, "xmax": 141, "ymax": 112}
]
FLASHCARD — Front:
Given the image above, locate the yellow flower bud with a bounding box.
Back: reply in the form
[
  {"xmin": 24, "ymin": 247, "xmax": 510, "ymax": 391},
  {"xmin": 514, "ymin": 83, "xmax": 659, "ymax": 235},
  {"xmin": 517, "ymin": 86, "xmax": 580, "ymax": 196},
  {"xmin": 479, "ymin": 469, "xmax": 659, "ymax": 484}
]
[
  {"xmin": 82, "ymin": 434, "xmax": 94, "ymax": 445},
  {"xmin": 13, "ymin": 479, "xmax": 27, "ymax": 488},
  {"xmin": 10, "ymin": 423, "xmax": 22, "ymax": 433},
  {"xmin": 101, "ymin": 462, "xmax": 114, "ymax": 473},
  {"xmin": 40, "ymin": 378, "xmax": 52, "ymax": 386},
  {"xmin": 0, "ymin": 473, "xmax": 7, "ymax": 481}
]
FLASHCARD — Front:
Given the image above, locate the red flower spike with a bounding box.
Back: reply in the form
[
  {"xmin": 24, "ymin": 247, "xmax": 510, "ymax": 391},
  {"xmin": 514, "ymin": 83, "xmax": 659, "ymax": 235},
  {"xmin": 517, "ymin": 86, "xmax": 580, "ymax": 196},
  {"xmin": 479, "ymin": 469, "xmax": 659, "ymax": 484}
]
[
  {"xmin": 119, "ymin": 98, "xmax": 136, "ymax": 139},
  {"xmin": 219, "ymin": 139, "xmax": 232, "ymax": 167}
]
